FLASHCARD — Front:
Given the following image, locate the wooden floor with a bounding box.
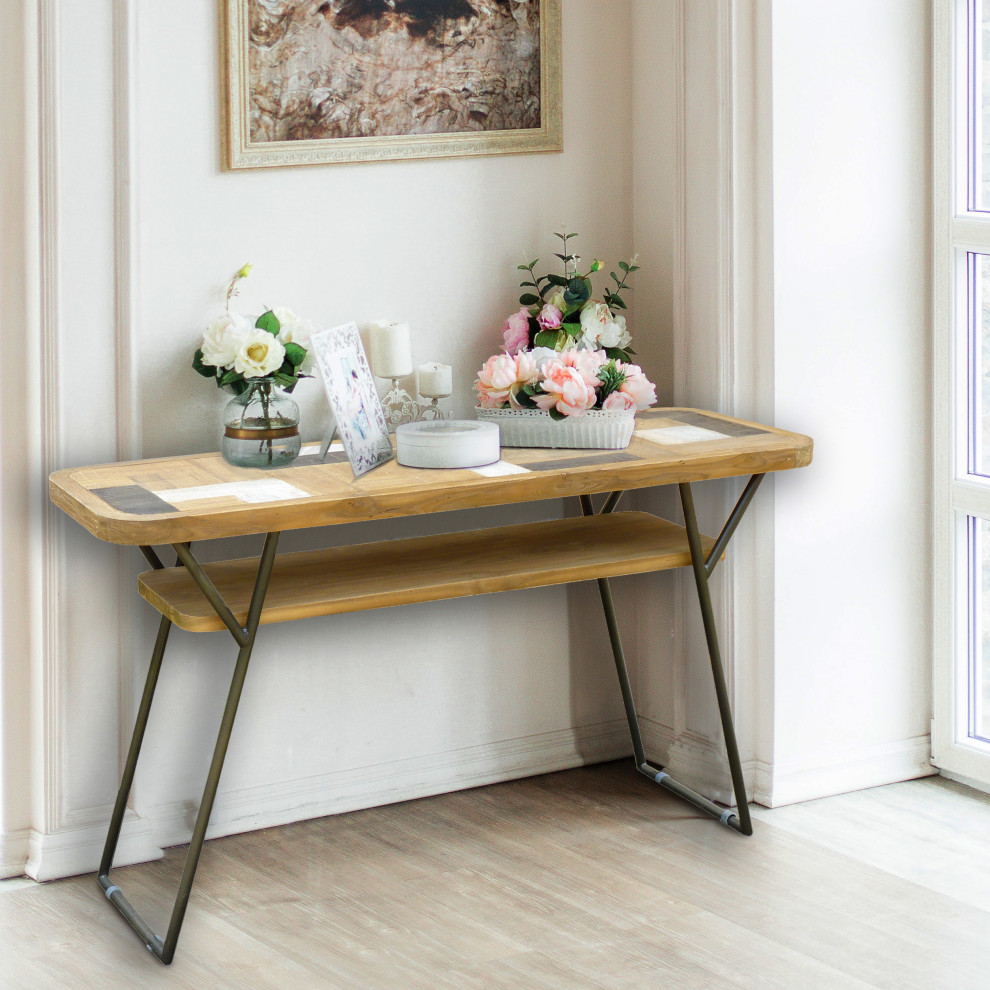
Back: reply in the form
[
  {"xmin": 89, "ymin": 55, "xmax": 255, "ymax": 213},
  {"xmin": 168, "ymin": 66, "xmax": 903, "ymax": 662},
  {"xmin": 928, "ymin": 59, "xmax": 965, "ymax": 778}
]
[{"xmin": 2, "ymin": 762, "xmax": 989, "ymax": 989}]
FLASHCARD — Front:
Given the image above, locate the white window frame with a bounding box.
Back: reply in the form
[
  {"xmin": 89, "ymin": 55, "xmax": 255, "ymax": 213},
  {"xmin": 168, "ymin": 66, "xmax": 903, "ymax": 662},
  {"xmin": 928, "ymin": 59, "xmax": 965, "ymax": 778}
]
[{"xmin": 933, "ymin": 0, "xmax": 990, "ymax": 786}]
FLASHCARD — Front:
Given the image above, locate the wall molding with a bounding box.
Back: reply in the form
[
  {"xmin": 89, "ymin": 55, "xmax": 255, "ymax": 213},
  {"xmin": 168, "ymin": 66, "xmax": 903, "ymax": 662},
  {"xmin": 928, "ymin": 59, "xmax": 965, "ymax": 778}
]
[
  {"xmin": 112, "ymin": 0, "xmax": 141, "ymax": 463},
  {"xmin": 0, "ymin": 829, "xmax": 32, "ymax": 881},
  {"xmin": 33, "ymin": 0, "xmax": 68, "ymax": 841},
  {"xmin": 763, "ymin": 734, "xmax": 937, "ymax": 809},
  {"xmin": 642, "ymin": 715, "xmax": 758, "ymax": 807},
  {"xmin": 27, "ymin": 720, "xmax": 634, "ymax": 880},
  {"xmin": 25, "ymin": 814, "xmax": 160, "ymax": 884}
]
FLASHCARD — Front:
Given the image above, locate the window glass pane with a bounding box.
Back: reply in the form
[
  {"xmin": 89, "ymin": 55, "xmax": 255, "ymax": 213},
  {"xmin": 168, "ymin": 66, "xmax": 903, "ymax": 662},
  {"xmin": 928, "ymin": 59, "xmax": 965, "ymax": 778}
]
[
  {"xmin": 970, "ymin": 518, "xmax": 990, "ymax": 743},
  {"xmin": 974, "ymin": 0, "xmax": 990, "ymax": 210},
  {"xmin": 968, "ymin": 254, "xmax": 990, "ymax": 475}
]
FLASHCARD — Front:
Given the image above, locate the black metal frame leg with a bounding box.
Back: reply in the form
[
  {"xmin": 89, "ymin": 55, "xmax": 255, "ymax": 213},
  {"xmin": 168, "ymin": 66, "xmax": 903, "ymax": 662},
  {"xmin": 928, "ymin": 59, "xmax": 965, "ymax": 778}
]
[
  {"xmin": 582, "ymin": 478, "xmax": 765, "ymax": 836},
  {"xmin": 98, "ymin": 532, "xmax": 281, "ymax": 964}
]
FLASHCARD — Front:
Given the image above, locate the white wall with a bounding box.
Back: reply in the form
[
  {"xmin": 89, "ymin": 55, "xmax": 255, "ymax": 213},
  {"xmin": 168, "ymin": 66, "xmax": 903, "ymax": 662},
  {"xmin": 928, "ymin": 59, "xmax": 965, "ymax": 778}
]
[
  {"xmin": 1, "ymin": 0, "xmax": 938, "ymax": 881},
  {"xmin": 769, "ymin": 0, "xmax": 934, "ymax": 803},
  {"xmin": 3, "ymin": 0, "xmax": 651, "ymax": 881}
]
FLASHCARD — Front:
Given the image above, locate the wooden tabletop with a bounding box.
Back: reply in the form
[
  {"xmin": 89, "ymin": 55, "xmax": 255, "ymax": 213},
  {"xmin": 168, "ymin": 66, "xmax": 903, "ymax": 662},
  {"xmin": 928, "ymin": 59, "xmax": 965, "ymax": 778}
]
[{"xmin": 49, "ymin": 408, "xmax": 813, "ymax": 546}]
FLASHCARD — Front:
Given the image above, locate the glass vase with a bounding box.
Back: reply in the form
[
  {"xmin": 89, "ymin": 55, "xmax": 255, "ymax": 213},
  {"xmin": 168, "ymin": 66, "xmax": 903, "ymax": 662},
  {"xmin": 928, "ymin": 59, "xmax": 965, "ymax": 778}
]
[{"xmin": 221, "ymin": 380, "xmax": 301, "ymax": 469}]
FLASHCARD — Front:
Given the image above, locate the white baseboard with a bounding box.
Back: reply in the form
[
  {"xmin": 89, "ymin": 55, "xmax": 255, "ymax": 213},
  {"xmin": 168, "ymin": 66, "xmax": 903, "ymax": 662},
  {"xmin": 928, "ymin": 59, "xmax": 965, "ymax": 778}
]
[
  {"xmin": 640, "ymin": 717, "xmax": 755, "ymax": 807},
  {"xmin": 149, "ymin": 719, "xmax": 634, "ymax": 851},
  {"xmin": 23, "ymin": 812, "xmax": 162, "ymax": 882},
  {"xmin": 637, "ymin": 719, "xmax": 935, "ymax": 811},
  {"xmin": 762, "ymin": 733, "xmax": 937, "ymax": 808},
  {"xmin": 1, "ymin": 828, "xmax": 32, "ymax": 880},
  {"xmin": 26, "ymin": 720, "xmax": 633, "ymax": 880}
]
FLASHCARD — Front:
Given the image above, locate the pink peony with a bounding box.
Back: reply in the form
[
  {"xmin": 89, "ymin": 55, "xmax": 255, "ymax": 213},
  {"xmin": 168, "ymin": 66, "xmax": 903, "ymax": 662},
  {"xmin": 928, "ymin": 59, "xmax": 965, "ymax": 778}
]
[
  {"xmin": 560, "ymin": 348, "xmax": 607, "ymax": 388},
  {"xmin": 617, "ymin": 363, "xmax": 657, "ymax": 409},
  {"xmin": 533, "ymin": 359, "xmax": 598, "ymax": 417},
  {"xmin": 536, "ymin": 303, "xmax": 563, "ymax": 331},
  {"xmin": 602, "ymin": 390, "xmax": 637, "ymax": 412},
  {"xmin": 476, "ymin": 351, "xmax": 540, "ymax": 408},
  {"xmin": 502, "ymin": 308, "xmax": 532, "ymax": 354}
]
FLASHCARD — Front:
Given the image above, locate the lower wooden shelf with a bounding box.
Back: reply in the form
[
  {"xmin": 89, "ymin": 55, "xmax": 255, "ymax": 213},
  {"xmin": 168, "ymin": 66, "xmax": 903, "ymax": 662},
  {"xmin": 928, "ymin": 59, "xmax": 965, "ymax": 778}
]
[{"xmin": 138, "ymin": 511, "xmax": 713, "ymax": 633}]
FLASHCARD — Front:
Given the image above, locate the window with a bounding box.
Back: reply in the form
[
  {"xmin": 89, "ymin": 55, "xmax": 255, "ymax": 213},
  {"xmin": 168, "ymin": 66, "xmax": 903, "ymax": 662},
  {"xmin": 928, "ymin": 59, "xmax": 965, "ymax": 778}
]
[{"xmin": 933, "ymin": 0, "xmax": 990, "ymax": 786}]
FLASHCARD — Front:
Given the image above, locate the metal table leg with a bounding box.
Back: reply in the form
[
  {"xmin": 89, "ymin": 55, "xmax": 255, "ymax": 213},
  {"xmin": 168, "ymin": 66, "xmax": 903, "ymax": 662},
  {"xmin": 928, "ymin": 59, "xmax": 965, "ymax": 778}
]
[
  {"xmin": 583, "ymin": 478, "xmax": 765, "ymax": 835},
  {"xmin": 98, "ymin": 531, "xmax": 281, "ymax": 964}
]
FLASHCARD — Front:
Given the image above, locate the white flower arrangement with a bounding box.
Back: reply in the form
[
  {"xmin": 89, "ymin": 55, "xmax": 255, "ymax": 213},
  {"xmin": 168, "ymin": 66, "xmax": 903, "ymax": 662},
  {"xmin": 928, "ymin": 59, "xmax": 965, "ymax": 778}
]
[{"xmin": 193, "ymin": 264, "xmax": 313, "ymax": 395}]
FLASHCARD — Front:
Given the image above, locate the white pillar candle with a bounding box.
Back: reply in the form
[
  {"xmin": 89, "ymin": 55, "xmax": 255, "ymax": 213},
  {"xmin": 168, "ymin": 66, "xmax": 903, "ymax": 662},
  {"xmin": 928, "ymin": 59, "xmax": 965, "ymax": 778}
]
[
  {"xmin": 368, "ymin": 320, "xmax": 413, "ymax": 379},
  {"xmin": 418, "ymin": 362, "xmax": 453, "ymax": 398}
]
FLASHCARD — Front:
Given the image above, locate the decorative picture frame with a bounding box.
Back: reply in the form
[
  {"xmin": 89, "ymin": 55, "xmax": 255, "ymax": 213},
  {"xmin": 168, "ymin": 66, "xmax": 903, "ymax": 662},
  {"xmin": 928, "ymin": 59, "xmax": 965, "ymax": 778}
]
[
  {"xmin": 221, "ymin": 1, "xmax": 562, "ymax": 170},
  {"xmin": 310, "ymin": 323, "xmax": 394, "ymax": 477}
]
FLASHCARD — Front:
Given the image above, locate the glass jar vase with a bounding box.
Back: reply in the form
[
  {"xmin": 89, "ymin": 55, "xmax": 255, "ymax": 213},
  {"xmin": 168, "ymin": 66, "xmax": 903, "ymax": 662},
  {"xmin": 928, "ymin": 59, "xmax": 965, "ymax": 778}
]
[{"xmin": 221, "ymin": 379, "xmax": 301, "ymax": 469}]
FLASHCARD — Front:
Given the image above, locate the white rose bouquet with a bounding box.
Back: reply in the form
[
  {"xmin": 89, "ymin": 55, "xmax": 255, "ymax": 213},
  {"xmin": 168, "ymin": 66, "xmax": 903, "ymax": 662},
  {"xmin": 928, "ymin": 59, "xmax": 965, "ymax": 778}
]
[{"xmin": 193, "ymin": 264, "xmax": 312, "ymax": 396}]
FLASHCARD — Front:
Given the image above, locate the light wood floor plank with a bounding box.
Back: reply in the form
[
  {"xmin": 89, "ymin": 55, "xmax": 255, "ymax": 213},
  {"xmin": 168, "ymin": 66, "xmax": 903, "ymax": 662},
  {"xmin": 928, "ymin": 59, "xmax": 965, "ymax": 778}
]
[{"xmin": 1, "ymin": 762, "xmax": 989, "ymax": 989}]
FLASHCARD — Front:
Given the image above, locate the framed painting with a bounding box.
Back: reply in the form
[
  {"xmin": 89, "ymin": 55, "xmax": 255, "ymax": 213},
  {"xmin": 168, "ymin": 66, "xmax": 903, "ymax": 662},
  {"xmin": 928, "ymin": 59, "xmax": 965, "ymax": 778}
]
[{"xmin": 221, "ymin": 0, "xmax": 562, "ymax": 169}]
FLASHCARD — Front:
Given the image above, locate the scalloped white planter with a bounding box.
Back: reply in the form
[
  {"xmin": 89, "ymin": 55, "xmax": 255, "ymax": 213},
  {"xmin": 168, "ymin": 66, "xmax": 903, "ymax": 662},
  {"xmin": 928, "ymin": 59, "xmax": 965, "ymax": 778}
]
[{"xmin": 475, "ymin": 407, "xmax": 636, "ymax": 449}]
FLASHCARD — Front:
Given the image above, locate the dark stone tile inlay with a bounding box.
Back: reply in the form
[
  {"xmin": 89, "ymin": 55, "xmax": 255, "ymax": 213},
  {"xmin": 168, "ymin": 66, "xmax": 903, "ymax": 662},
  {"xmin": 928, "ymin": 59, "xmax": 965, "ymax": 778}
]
[
  {"xmin": 93, "ymin": 485, "xmax": 178, "ymax": 516},
  {"xmin": 524, "ymin": 451, "xmax": 643, "ymax": 472},
  {"xmin": 659, "ymin": 410, "xmax": 769, "ymax": 437}
]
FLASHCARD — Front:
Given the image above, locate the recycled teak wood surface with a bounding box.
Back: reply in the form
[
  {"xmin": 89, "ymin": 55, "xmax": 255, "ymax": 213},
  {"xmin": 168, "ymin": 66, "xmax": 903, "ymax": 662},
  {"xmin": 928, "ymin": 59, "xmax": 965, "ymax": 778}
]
[
  {"xmin": 138, "ymin": 512, "xmax": 716, "ymax": 632},
  {"xmin": 49, "ymin": 408, "xmax": 813, "ymax": 546}
]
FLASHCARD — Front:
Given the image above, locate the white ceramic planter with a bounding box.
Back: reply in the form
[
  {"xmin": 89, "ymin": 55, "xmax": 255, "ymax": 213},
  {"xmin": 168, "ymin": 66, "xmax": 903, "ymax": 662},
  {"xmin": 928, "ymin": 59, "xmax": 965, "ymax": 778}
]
[{"xmin": 475, "ymin": 407, "xmax": 636, "ymax": 449}]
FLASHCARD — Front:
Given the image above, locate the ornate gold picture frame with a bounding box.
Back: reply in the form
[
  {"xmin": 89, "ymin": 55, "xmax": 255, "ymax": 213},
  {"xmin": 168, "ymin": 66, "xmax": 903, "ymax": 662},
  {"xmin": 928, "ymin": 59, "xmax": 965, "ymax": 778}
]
[{"xmin": 221, "ymin": 1, "xmax": 562, "ymax": 170}]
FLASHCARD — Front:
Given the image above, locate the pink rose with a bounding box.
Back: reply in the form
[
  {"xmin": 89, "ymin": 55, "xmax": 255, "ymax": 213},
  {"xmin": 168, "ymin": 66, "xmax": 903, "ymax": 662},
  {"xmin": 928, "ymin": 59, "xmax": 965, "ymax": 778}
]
[
  {"xmin": 475, "ymin": 353, "xmax": 518, "ymax": 407},
  {"xmin": 602, "ymin": 391, "xmax": 637, "ymax": 411},
  {"xmin": 560, "ymin": 348, "xmax": 607, "ymax": 388},
  {"xmin": 476, "ymin": 351, "xmax": 540, "ymax": 408},
  {"xmin": 536, "ymin": 303, "xmax": 563, "ymax": 331},
  {"xmin": 502, "ymin": 308, "xmax": 532, "ymax": 354},
  {"xmin": 533, "ymin": 359, "xmax": 598, "ymax": 417},
  {"xmin": 618, "ymin": 364, "xmax": 657, "ymax": 409}
]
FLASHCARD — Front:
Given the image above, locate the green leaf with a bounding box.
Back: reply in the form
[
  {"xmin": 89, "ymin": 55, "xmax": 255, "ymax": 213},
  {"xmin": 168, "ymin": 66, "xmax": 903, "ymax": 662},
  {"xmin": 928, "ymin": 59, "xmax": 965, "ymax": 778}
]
[
  {"xmin": 513, "ymin": 387, "xmax": 537, "ymax": 409},
  {"xmin": 548, "ymin": 407, "xmax": 567, "ymax": 421},
  {"xmin": 545, "ymin": 274, "xmax": 569, "ymax": 287},
  {"xmin": 517, "ymin": 264, "xmax": 530, "ymax": 270},
  {"xmin": 228, "ymin": 378, "xmax": 250, "ymax": 396},
  {"xmin": 530, "ymin": 258, "xmax": 540, "ymax": 269},
  {"xmin": 219, "ymin": 369, "xmax": 243, "ymax": 387},
  {"xmin": 563, "ymin": 321, "xmax": 582, "ymax": 338},
  {"xmin": 563, "ymin": 277, "xmax": 591, "ymax": 308},
  {"xmin": 610, "ymin": 296, "xmax": 627, "ymax": 310},
  {"xmin": 283, "ymin": 342, "xmax": 306, "ymax": 367},
  {"xmin": 273, "ymin": 371, "xmax": 297, "ymax": 389},
  {"xmin": 519, "ymin": 293, "xmax": 540, "ymax": 306},
  {"xmin": 534, "ymin": 330, "xmax": 560, "ymax": 349},
  {"xmin": 605, "ymin": 347, "xmax": 632, "ymax": 363},
  {"xmin": 192, "ymin": 348, "xmax": 216, "ymax": 378},
  {"xmin": 619, "ymin": 261, "xmax": 629, "ymax": 272},
  {"xmin": 629, "ymin": 265, "xmax": 640, "ymax": 272},
  {"xmin": 255, "ymin": 310, "xmax": 280, "ymax": 335}
]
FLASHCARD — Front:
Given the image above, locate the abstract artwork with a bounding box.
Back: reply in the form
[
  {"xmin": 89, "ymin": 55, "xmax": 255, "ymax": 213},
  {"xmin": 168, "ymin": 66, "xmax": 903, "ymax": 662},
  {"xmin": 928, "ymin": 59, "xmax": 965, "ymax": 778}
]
[{"xmin": 222, "ymin": 0, "xmax": 562, "ymax": 169}]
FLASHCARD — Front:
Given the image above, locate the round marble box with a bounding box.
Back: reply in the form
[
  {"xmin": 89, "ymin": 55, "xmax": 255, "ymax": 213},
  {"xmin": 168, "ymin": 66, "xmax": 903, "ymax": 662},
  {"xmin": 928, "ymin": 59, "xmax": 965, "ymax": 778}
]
[{"xmin": 396, "ymin": 420, "xmax": 500, "ymax": 469}]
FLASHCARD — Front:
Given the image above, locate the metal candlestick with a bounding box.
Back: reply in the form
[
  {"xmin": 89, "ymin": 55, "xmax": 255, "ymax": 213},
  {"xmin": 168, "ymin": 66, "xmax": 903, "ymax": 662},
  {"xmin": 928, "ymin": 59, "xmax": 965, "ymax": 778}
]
[
  {"xmin": 380, "ymin": 377, "xmax": 421, "ymax": 430},
  {"xmin": 416, "ymin": 396, "xmax": 450, "ymax": 421}
]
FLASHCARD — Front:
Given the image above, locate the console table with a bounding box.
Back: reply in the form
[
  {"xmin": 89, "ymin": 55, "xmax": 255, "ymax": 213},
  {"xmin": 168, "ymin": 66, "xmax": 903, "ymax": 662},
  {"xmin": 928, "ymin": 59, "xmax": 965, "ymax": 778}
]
[{"xmin": 49, "ymin": 407, "xmax": 813, "ymax": 964}]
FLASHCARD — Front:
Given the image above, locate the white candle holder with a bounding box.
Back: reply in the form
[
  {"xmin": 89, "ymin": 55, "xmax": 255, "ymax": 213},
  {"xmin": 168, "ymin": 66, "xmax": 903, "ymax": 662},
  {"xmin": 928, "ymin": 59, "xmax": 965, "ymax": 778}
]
[
  {"xmin": 379, "ymin": 377, "xmax": 421, "ymax": 430},
  {"xmin": 416, "ymin": 396, "xmax": 450, "ymax": 421}
]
